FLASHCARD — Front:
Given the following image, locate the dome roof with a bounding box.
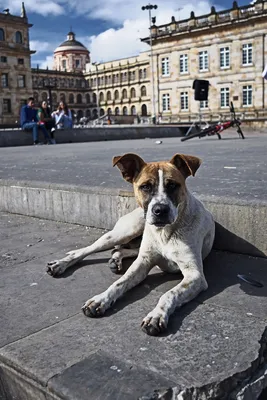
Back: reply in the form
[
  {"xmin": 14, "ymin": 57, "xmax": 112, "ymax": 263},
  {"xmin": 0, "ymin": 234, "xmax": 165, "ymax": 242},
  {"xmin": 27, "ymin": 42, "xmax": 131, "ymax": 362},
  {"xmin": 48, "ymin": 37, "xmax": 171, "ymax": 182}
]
[{"xmin": 54, "ymin": 31, "xmax": 89, "ymax": 53}]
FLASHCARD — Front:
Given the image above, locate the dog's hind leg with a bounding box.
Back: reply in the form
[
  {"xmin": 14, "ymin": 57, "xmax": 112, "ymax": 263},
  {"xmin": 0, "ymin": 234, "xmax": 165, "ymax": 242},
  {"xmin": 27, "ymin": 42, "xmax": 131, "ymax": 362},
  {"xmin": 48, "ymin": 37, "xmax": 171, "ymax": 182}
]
[
  {"xmin": 109, "ymin": 247, "xmax": 140, "ymax": 274},
  {"xmin": 46, "ymin": 208, "xmax": 144, "ymax": 277}
]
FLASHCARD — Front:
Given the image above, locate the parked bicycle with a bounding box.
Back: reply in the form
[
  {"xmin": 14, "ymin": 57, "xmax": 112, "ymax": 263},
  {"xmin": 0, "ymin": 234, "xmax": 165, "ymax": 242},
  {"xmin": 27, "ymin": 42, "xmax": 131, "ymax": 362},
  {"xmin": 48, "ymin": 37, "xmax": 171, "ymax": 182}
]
[{"xmin": 181, "ymin": 102, "xmax": 245, "ymax": 142}]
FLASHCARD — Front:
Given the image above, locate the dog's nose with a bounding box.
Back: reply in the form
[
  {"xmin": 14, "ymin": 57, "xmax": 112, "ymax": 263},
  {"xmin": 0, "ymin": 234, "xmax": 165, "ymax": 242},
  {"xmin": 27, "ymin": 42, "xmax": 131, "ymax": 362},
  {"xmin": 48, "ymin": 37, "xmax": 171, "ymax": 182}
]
[{"xmin": 152, "ymin": 204, "xmax": 169, "ymax": 217}]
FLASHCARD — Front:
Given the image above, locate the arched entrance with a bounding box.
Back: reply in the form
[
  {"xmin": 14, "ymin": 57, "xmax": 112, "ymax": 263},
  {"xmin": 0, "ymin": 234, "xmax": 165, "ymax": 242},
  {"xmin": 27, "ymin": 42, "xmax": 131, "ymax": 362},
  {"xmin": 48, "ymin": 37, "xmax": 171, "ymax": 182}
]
[{"xmin": 141, "ymin": 104, "xmax": 147, "ymax": 116}]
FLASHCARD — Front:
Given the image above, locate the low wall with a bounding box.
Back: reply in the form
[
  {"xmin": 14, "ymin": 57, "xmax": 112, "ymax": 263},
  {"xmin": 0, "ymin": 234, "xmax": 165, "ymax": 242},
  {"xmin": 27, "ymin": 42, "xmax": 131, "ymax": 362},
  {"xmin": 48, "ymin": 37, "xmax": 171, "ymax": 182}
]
[{"xmin": 0, "ymin": 126, "xmax": 184, "ymax": 147}]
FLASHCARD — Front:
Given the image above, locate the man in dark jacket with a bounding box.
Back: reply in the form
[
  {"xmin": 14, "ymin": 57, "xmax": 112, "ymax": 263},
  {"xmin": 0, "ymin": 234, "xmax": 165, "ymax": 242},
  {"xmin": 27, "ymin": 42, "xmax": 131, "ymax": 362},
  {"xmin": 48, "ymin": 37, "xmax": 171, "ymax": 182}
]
[{"xmin": 20, "ymin": 97, "xmax": 53, "ymax": 145}]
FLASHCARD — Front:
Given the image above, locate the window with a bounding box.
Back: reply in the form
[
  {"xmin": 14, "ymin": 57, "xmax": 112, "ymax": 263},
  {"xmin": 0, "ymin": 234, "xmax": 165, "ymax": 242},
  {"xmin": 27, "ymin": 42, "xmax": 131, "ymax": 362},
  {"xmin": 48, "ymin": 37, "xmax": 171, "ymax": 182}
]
[
  {"xmin": 99, "ymin": 92, "xmax": 104, "ymax": 102},
  {"xmin": 141, "ymin": 85, "xmax": 147, "ymax": 97},
  {"xmin": 129, "ymin": 71, "xmax": 135, "ymax": 81},
  {"xmin": 1, "ymin": 73, "xmax": 8, "ymax": 87},
  {"xmin": 199, "ymin": 51, "xmax": 209, "ymax": 72},
  {"xmin": 69, "ymin": 93, "xmax": 74, "ymax": 103},
  {"xmin": 162, "ymin": 93, "xmax": 170, "ymax": 112},
  {"xmin": 3, "ymin": 99, "xmax": 11, "ymax": 113},
  {"xmin": 123, "ymin": 106, "xmax": 128, "ymax": 115},
  {"xmin": 107, "ymin": 91, "xmax": 111, "ymax": 101},
  {"xmin": 0, "ymin": 56, "xmax": 7, "ymax": 62},
  {"xmin": 77, "ymin": 94, "xmax": 82, "ymax": 103},
  {"xmin": 162, "ymin": 57, "xmax": 170, "ymax": 76},
  {"xmin": 18, "ymin": 75, "xmax": 25, "ymax": 88},
  {"xmin": 131, "ymin": 105, "xmax": 136, "ymax": 115},
  {"xmin": 180, "ymin": 54, "xmax": 188, "ymax": 74},
  {"xmin": 242, "ymin": 43, "xmax": 253, "ymax": 66},
  {"xmin": 15, "ymin": 31, "xmax": 22, "ymax": 44},
  {"xmin": 200, "ymin": 100, "xmax": 209, "ymax": 109},
  {"xmin": 18, "ymin": 58, "xmax": 24, "ymax": 65},
  {"xmin": 143, "ymin": 69, "xmax": 147, "ymax": 78},
  {"xmin": 130, "ymin": 88, "xmax": 136, "ymax": 98},
  {"xmin": 122, "ymin": 89, "xmax": 127, "ymax": 99},
  {"xmin": 0, "ymin": 28, "xmax": 5, "ymax": 41},
  {"xmin": 115, "ymin": 107, "xmax": 120, "ymax": 115},
  {"xmin": 75, "ymin": 59, "xmax": 80, "ymax": 68},
  {"xmin": 139, "ymin": 70, "xmax": 143, "ymax": 79},
  {"xmin": 92, "ymin": 93, "xmax": 97, "ymax": 103},
  {"xmin": 180, "ymin": 92, "xmax": 189, "ymax": 111},
  {"xmin": 114, "ymin": 90, "xmax": 119, "ymax": 100},
  {"xmin": 220, "ymin": 87, "xmax": 230, "ymax": 108},
  {"xmin": 242, "ymin": 85, "xmax": 253, "ymax": 106},
  {"xmin": 220, "ymin": 47, "xmax": 230, "ymax": 68},
  {"xmin": 62, "ymin": 60, "xmax": 66, "ymax": 69},
  {"xmin": 121, "ymin": 72, "xmax": 127, "ymax": 82},
  {"xmin": 85, "ymin": 93, "xmax": 90, "ymax": 103}
]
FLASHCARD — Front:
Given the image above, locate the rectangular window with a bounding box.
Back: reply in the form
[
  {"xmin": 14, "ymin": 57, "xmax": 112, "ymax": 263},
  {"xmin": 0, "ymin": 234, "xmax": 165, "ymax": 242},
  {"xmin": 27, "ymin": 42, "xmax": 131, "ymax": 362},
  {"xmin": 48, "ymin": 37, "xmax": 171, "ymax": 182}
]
[
  {"xmin": 18, "ymin": 75, "xmax": 25, "ymax": 88},
  {"xmin": 180, "ymin": 92, "xmax": 189, "ymax": 110},
  {"xmin": 1, "ymin": 73, "xmax": 8, "ymax": 87},
  {"xmin": 75, "ymin": 59, "xmax": 80, "ymax": 67},
  {"xmin": 162, "ymin": 93, "xmax": 170, "ymax": 112},
  {"xmin": 3, "ymin": 99, "xmax": 11, "ymax": 113},
  {"xmin": 242, "ymin": 85, "xmax": 253, "ymax": 106},
  {"xmin": 0, "ymin": 56, "xmax": 7, "ymax": 62},
  {"xmin": 242, "ymin": 43, "xmax": 253, "ymax": 66},
  {"xmin": 220, "ymin": 87, "xmax": 230, "ymax": 108},
  {"xmin": 200, "ymin": 100, "xmax": 209, "ymax": 109},
  {"xmin": 18, "ymin": 58, "xmax": 24, "ymax": 65},
  {"xmin": 162, "ymin": 57, "xmax": 170, "ymax": 76},
  {"xmin": 62, "ymin": 60, "xmax": 66, "ymax": 69},
  {"xmin": 220, "ymin": 47, "xmax": 230, "ymax": 68},
  {"xmin": 179, "ymin": 54, "xmax": 188, "ymax": 74},
  {"xmin": 199, "ymin": 51, "xmax": 208, "ymax": 72}
]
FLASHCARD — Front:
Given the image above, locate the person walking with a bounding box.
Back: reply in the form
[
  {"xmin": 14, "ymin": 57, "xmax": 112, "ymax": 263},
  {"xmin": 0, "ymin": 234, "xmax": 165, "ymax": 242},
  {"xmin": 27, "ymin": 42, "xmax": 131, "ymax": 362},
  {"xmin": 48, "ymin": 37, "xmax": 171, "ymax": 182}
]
[
  {"xmin": 37, "ymin": 101, "xmax": 56, "ymax": 144},
  {"xmin": 52, "ymin": 101, "xmax": 73, "ymax": 129},
  {"xmin": 20, "ymin": 97, "xmax": 53, "ymax": 145}
]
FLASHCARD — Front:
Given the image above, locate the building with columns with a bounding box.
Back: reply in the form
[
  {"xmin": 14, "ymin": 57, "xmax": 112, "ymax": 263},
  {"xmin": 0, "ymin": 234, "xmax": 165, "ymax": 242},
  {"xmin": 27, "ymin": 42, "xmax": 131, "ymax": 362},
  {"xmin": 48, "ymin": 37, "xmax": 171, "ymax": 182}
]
[{"xmin": 1, "ymin": 0, "xmax": 267, "ymax": 125}]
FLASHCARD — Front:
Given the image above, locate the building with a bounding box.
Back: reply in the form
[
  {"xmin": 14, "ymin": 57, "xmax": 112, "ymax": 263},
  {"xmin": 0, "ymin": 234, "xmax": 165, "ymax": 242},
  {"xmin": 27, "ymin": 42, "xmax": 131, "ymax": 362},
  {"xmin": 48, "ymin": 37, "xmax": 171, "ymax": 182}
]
[
  {"xmin": 1, "ymin": 0, "xmax": 267, "ymax": 125},
  {"xmin": 0, "ymin": 3, "xmax": 35, "ymax": 124},
  {"xmin": 141, "ymin": 0, "xmax": 267, "ymax": 123}
]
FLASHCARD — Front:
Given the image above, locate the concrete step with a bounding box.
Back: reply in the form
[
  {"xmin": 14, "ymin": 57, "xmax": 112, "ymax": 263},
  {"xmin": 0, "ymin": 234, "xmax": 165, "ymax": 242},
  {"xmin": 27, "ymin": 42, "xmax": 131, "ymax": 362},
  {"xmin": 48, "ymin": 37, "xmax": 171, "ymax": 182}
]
[{"xmin": 1, "ymin": 213, "xmax": 267, "ymax": 400}]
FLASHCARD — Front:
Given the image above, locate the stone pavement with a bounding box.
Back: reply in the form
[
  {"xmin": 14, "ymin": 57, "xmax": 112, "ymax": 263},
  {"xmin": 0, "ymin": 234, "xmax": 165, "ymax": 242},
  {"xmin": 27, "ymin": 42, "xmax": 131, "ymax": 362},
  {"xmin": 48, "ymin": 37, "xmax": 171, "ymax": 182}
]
[
  {"xmin": 1, "ymin": 212, "xmax": 267, "ymax": 399},
  {"xmin": 0, "ymin": 130, "xmax": 266, "ymax": 201}
]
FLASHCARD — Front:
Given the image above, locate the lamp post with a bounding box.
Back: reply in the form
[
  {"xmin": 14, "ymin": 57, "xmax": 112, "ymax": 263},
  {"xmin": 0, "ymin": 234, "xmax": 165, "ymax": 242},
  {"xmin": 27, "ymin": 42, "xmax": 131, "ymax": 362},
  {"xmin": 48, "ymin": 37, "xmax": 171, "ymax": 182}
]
[
  {"xmin": 92, "ymin": 62, "xmax": 100, "ymax": 118},
  {"xmin": 43, "ymin": 77, "xmax": 57, "ymax": 111},
  {"xmin": 142, "ymin": 3, "xmax": 157, "ymax": 124}
]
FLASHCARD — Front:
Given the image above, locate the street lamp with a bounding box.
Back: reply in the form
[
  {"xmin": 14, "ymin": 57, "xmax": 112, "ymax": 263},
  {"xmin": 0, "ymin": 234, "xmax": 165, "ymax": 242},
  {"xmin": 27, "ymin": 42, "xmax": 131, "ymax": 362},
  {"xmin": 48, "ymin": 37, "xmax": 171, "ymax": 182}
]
[
  {"xmin": 43, "ymin": 77, "xmax": 57, "ymax": 110},
  {"xmin": 142, "ymin": 3, "xmax": 157, "ymax": 124},
  {"xmin": 92, "ymin": 62, "xmax": 100, "ymax": 119}
]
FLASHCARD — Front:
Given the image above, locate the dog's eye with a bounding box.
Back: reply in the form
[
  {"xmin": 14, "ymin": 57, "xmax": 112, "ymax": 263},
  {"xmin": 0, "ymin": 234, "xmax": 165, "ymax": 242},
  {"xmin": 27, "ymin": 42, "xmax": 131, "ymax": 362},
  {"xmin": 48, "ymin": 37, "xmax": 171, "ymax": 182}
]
[
  {"xmin": 166, "ymin": 181, "xmax": 179, "ymax": 191},
  {"xmin": 140, "ymin": 184, "xmax": 152, "ymax": 192}
]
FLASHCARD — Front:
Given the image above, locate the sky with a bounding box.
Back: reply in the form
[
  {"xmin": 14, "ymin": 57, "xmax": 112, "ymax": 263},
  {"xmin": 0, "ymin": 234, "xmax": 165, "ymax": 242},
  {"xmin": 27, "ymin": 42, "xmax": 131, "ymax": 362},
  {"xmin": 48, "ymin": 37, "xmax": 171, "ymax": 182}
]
[{"xmin": 0, "ymin": 0, "xmax": 250, "ymax": 68}]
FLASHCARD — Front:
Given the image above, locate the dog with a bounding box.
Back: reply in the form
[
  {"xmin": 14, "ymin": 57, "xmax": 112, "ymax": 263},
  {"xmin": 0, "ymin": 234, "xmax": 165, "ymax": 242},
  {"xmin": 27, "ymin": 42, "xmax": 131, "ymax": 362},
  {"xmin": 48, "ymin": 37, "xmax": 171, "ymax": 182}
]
[{"xmin": 47, "ymin": 153, "xmax": 215, "ymax": 336}]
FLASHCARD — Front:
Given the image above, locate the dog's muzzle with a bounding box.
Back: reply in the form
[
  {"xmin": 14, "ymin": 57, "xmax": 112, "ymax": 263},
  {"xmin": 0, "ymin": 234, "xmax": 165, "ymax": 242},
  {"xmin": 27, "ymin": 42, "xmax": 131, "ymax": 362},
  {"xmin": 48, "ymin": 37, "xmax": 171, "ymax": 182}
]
[{"xmin": 151, "ymin": 203, "xmax": 172, "ymax": 227}]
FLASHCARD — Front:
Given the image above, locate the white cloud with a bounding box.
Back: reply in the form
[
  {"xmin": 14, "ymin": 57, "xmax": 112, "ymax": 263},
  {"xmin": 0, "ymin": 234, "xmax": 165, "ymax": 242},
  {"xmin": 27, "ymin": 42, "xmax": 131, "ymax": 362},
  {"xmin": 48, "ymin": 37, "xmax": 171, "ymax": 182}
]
[
  {"xmin": 0, "ymin": 0, "xmax": 64, "ymax": 16},
  {"xmin": 34, "ymin": 55, "xmax": 54, "ymax": 69},
  {"xmin": 30, "ymin": 41, "xmax": 55, "ymax": 53}
]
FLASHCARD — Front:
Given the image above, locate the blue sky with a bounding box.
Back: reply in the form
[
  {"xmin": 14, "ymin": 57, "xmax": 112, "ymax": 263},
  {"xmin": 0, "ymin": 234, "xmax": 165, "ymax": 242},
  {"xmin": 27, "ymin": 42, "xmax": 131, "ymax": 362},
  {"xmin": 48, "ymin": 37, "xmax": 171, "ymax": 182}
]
[{"xmin": 0, "ymin": 0, "xmax": 250, "ymax": 68}]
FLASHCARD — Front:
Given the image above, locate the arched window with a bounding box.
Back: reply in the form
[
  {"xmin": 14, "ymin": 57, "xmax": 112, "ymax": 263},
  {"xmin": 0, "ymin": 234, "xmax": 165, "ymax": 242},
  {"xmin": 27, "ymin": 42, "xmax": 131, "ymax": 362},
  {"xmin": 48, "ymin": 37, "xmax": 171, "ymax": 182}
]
[
  {"xmin": 93, "ymin": 93, "xmax": 97, "ymax": 103},
  {"xmin": 114, "ymin": 90, "xmax": 119, "ymax": 100},
  {"xmin": 33, "ymin": 92, "xmax": 39, "ymax": 104},
  {"xmin": 69, "ymin": 93, "xmax": 74, "ymax": 104},
  {"xmin": 77, "ymin": 94, "xmax": 82, "ymax": 104},
  {"xmin": 115, "ymin": 107, "xmax": 120, "ymax": 115},
  {"xmin": 41, "ymin": 92, "xmax": 48, "ymax": 101},
  {"xmin": 141, "ymin": 104, "xmax": 147, "ymax": 116},
  {"xmin": 77, "ymin": 110, "xmax": 84, "ymax": 121},
  {"xmin": 107, "ymin": 91, "xmax": 111, "ymax": 101},
  {"xmin": 143, "ymin": 69, "xmax": 147, "ymax": 78},
  {"xmin": 93, "ymin": 109, "xmax": 98, "ymax": 118},
  {"xmin": 122, "ymin": 89, "xmax": 127, "ymax": 99},
  {"xmin": 107, "ymin": 108, "xmax": 112, "ymax": 115},
  {"xmin": 0, "ymin": 28, "xmax": 5, "ymax": 41},
  {"xmin": 86, "ymin": 93, "xmax": 90, "ymax": 104},
  {"xmin": 131, "ymin": 105, "xmax": 136, "ymax": 115},
  {"xmin": 60, "ymin": 93, "xmax": 66, "ymax": 102},
  {"xmin": 52, "ymin": 92, "xmax": 57, "ymax": 104},
  {"xmin": 141, "ymin": 85, "xmax": 147, "ymax": 97},
  {"xmin": 139, "ymin": 69, "xmax": 143, "ymax": 80},
  {"xmin": 100, "ymin": 108, "xmax": 105, "ymax": 116},
  {"xmin": 130, "ymin": 88, "xmax": 136, "ymax": 98},
  {"xmin": 99, "ymin": 92, "xmax": 104, "ymax": 102},
  {"xmin": 86, "ymin": 109, "xmax": 91, "ymax": 118},
  {"xmin": 123, "ymin": 106, "xmax": 128, "ymax": 115},
  {"xmin": 15, "ymin": 31, "xmax": 22, "ymax": 44}
]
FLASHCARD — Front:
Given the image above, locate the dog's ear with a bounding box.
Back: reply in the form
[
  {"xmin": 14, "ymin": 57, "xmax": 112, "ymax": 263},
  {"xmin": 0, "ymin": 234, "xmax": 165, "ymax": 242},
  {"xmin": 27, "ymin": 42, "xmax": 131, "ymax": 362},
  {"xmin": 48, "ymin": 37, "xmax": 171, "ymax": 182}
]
[
  {"xmin": 112, "ymin": 153, "xmax": 146, "ymax": 183},
  {"xmin": 169, "ymin": 154, "xmax": 202, "ymax": 178}
]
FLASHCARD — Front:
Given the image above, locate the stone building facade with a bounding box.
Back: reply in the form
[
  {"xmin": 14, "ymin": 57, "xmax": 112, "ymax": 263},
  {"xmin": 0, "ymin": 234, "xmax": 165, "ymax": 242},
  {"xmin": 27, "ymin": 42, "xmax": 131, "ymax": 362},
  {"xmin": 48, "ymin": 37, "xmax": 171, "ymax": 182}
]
[
  {"xmin": 141, "ymin": 0, "xmax": 267, "ymax": 123},
  {"xmin": 0, "ymin": 4, "xmax": 35, "ymax": 124}
]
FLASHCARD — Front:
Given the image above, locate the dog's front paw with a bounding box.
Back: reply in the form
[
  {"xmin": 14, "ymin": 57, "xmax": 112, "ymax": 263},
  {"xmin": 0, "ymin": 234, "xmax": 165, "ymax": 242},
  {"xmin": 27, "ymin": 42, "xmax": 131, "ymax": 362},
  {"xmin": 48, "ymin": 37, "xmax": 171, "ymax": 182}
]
[
  {"xmin": 46, "ymin": 260, "xmax": 68, "ymax": 277},
  {"xmin": 141, "ymin": 310, "xmax": 168, "ymax": 336},
  {"xmin": 82, "ymin": 294, "xmax": 112, "ymax": 318}
]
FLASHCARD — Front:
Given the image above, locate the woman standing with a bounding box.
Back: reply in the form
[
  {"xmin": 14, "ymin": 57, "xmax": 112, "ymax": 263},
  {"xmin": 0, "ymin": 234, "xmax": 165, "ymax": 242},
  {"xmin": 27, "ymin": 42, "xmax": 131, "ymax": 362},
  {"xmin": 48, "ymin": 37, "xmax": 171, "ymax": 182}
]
[
  {"xmin": 37, "ymin": 101, "xmax": 56, "ymax": 144},
  {"xmin": 52, "ymin": 101, "xmax": 73, "ymax": 129}
]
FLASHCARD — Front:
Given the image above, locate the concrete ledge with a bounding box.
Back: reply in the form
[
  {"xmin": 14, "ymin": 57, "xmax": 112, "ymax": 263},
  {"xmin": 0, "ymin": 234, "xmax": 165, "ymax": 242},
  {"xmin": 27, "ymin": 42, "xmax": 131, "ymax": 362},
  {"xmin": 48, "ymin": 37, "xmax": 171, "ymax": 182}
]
[
  {"xmin": 0, "ymin": 126, "xmax": 184, "ymax": 147},
  {"xmin": 0, "ymin": 179, "xmax": 266, "ymax": 257}
]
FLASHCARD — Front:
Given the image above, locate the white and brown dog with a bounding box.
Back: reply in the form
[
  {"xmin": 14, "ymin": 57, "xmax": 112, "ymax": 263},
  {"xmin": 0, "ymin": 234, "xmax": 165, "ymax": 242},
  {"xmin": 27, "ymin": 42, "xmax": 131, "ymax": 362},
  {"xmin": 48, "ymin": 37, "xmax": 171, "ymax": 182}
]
[{"xmin": 47, "ymin": 153, "xmax": 215, "ymax": 336}]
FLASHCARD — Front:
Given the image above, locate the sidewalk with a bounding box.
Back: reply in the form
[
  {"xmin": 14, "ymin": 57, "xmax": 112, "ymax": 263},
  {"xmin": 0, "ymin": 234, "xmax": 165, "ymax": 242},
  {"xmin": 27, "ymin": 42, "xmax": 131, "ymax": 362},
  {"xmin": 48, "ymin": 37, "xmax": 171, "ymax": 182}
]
[{"xmin": 1, "ymin": 212, "xmax": 267, "ymax": 400}]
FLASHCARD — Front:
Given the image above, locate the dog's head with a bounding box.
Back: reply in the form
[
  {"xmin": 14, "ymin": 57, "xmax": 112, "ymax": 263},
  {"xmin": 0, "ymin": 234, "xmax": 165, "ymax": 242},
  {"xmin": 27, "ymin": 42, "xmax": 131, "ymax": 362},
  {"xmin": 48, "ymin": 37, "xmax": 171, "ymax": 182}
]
[{"xmin": 113, "ymin": 153, "xmax": 201, "ymax": 228}]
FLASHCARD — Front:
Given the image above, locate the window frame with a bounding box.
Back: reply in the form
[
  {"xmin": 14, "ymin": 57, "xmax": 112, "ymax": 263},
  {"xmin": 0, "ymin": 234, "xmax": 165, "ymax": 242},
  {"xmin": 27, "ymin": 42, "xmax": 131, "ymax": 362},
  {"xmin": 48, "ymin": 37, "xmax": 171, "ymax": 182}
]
[
  {"xmin": 161, "ymin": 57, "xmax": 170, "ymax": 77},
  {"xmin": 180, "ymin": 92, "xmax": 189, "ymax": 111},
  {"xmin": 179, "ymin": 54, "xmax": 188, "ymax": 74},
  {"xmin": 242, "ymin": 43, "xmax": 253, "ymax": 66},
  {"xmin": 3, "ymin": 98, "xmax": 11, "ymax": 113},
  {"xmin": 162, "ymin": 93, "xmax": 170, "ymax": 112},
  {"xmin": 1, "ymin": 73, "xmax": 8, "ymax": 88},
  {"xmin": 220, "ymin": 47, "xmax": 230, "ymax": 69},
  {"xmin": 199, "ymin": 50, "xmax": 209, "ymax": 72},
  {"xmin": 220, "ymin": 87, "xmax": 230, "ymax": 108},
  {"xmin": 242, "ymin": 85, "xmax": 253, "ymax": 107},
  {"xmin": 18, "ymin": 75, "xmax": 26, "ymax": 88}
]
